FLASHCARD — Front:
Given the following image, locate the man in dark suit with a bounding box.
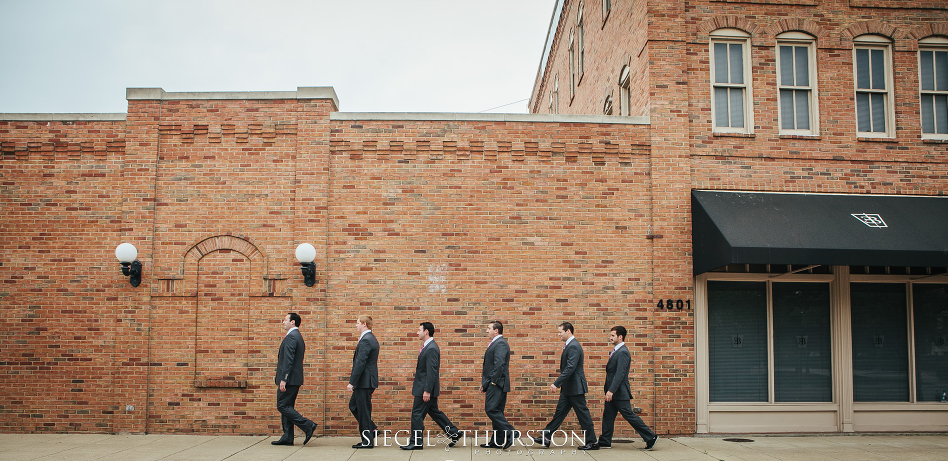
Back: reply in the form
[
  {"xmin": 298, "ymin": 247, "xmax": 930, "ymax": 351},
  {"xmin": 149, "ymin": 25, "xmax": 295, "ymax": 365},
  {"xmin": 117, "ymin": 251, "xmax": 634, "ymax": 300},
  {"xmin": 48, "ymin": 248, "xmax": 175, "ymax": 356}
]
[
  {"xmin": 532, "ymin": 322, "xmax": 598, "ymax": 451},
  {"xmin": 480, "ymin": 320, "xmax": 516, "ymax": 449},
  {"xmin": 598, "ymin": 326, "xmax": 657, "ymax": 450},
  {"xmin": 272, "ymin": 312, "xmax": 317, "ymax": 446},
  {"xmin": 401, "ymin": 321, "xmax": 461, "ymax": 450},
  {"xmin": 348, "ymin": 315, "xmax": 379, "ymax": 449}
]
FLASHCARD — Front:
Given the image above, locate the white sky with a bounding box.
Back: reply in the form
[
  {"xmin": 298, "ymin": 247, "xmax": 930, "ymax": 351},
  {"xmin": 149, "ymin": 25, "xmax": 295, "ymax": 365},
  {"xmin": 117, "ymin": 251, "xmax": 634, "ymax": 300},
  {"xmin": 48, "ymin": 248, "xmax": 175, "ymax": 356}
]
[{"xmin": 0, "ymin": 0, "xmax": 555, "ymax": 114}]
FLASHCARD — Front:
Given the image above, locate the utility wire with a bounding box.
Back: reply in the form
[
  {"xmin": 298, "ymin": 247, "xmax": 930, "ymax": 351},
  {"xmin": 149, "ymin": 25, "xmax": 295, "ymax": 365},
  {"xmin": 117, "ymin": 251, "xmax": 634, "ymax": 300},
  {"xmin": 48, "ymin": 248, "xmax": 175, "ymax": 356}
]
[{"xmin": 477, "ymin": 98, "xmax": 530, "ymax": 113}]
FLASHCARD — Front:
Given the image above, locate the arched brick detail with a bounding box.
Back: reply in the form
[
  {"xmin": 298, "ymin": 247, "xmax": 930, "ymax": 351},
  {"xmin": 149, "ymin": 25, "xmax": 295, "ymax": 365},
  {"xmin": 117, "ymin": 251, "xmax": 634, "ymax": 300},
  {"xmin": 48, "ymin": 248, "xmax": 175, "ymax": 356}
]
[
  {"xmin": 696, "ymin": 16, "xmax": 765, "ymax": 45},
  {"xmin": 764, "ymin": 18, "xmax": 831, "ymax": 48},
  {"xmin": 840, "ymin": 20, "xmax": 900, "ymax": 49},
  {"xmin": 902, "ymin": 22, "xmax": 948, "ymax": 52},
  {"xmin": 180, "ymin": 234, "xmax": 267, "ymax": 296}
]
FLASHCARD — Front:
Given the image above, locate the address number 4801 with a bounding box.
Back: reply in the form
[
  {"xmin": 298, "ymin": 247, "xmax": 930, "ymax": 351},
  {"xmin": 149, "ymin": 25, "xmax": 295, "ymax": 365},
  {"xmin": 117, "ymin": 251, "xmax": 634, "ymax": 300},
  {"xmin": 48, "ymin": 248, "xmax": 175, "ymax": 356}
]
[{"xmin": 656, "ymin": 299, "xmax": 691, "ymax": 310}]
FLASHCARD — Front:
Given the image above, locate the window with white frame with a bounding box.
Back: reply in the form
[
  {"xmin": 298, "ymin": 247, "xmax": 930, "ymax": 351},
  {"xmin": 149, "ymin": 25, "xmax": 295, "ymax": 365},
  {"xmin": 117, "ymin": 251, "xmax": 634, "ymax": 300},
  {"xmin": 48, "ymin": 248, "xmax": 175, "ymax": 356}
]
[
  {"xmin": 919, "ymin": 36, "xmax": 948, "ymax": 138},
  {"xmin": 854, "ymin": 35, "xmax": 894, "ymax": 137},
  {"xmin": 619, "ymin": 65, "xmax": 631, "ymax": 116},
  {"xmin": 577, "ymin": 3, "xmax": 585, "ymax": 83},
  {"xmin": 711, "ymin": 29, "xmax": 753, "ymax": 133},
  {"xmin": 553, "ymin": 75, "xmax": 559, "ymax": 113},
  {"xmin": 603, "ymin": 94, "xmax": 613, "ymax": 115},
  {"xmin": 777, "ymin": 32, "xmax": 818, "ymax": 135},
  {"xmin": 569, "ymin": 31, "xmax": 576, "ymax": 100}
]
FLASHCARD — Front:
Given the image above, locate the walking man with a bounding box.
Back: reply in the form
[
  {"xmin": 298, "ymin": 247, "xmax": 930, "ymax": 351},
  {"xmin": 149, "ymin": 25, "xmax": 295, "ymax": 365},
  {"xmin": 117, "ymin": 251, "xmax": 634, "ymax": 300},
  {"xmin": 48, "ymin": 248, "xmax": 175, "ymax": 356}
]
[
  {"xmin": 402, "ymin": 321, "xmax": 462, "ymax": 450},
  {"xmin": 481, "ymin": 320, "xmax": 516, "ymax": 449},
  {"xmin": 598, "ymin": 326, "xmax": 657, "ymax": 450},
  {"xmin": 272, "ymin": 312, "xmax": 317, "ymax": 446},
  {"xmin": 532, "ymin": 322, "xmax": 598, "ymax": 451},
  {"xmin": 348, "ymin": 315, "xmax": 379, "ymax": 448}
]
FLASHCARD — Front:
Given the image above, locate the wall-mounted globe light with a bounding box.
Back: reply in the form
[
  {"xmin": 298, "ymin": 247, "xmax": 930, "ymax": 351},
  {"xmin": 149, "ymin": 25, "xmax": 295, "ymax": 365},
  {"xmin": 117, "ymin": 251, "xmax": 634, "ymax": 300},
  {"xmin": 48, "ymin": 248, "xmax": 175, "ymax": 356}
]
[
  {"xmin": 295, "ymin": 243, "xmax": 317, "ymax": 287},
  {"xmin": 114, "ymin": 243, "xmax": 143, "ymax": 287}
]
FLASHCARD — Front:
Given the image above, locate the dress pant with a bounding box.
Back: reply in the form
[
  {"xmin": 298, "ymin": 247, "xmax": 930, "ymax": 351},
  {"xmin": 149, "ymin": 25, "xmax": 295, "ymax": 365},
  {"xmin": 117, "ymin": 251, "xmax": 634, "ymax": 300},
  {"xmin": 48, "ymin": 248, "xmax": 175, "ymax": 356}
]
[
  {"xmin": 276, "ymin": 385, "xmax": 314, "ymax": 440},
  {"xmin": 541, "ymin": 392, "xmax": 597, "ymax": 444},
  {"xmin": 598, "ymin": 398, "xmax": 656, "ymax": 445},
  {"xmin": 484, "ymin": 385, "xmax": 516, "ymax": 445},
  {"xmin": 349, "ymin": 388, "xmax": 377, "ymax": 444},
  {"xmin": 409, "ymin": 395, "xmax": 457, "ymax": 446}
]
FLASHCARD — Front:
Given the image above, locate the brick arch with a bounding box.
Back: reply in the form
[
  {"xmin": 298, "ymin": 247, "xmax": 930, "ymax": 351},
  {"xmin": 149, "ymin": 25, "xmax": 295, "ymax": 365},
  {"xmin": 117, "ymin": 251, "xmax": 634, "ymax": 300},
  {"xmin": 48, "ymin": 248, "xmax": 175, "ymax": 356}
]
[
  {"xmin": 902, "ymin": 22, "xmax": 948, "ymax": 52},
  {"xmin": 764, "ymin": 18, "xmax": 830, "ymax": 47},
  {"xmin": 696, "ymin": 16, "xmax": 765, "ymax": 45},
  {"xmin": 181, "ymin": 234, "xmax": 267, "ymax": 296},
  {"xmin": 840, "ymin": 20, "xmax": 900, "ymax": 49}
]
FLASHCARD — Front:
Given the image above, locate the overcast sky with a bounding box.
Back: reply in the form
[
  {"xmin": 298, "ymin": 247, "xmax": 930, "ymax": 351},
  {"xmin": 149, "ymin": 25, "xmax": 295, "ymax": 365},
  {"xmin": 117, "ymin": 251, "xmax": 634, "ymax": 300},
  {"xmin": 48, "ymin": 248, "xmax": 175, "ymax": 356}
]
[{"xmin": 0, "ymin": 0, "xmax": 555, "ymax": 114}]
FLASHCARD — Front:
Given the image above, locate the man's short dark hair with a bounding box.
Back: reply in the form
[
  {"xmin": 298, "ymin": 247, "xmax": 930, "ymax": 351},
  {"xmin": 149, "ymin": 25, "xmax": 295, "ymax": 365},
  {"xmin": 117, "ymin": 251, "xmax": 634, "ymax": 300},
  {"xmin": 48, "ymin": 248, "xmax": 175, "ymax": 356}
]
[
  {"xmin": 420, "ymin": 321, "xmax": 435, "ymax": 337},
  {"xmin": 288, "ymin": 312, "xmax": 302, "ymax": 327},
  {"xmin": 611, "ymin": 325, "xmax": 627, "ymax": 341},
  {"xmin": 558, "ymin": 322, "xmax": 574, "ymax": 334},
  {"xmin": 490, "ymin": 320, "xmax": 504, "ymax": 335}
]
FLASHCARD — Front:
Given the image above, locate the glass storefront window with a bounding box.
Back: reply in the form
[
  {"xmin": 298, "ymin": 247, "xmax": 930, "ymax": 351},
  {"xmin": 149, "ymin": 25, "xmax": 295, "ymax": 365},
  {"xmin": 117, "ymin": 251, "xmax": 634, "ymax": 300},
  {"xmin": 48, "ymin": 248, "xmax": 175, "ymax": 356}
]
[
  {"xmin": 913, "ymin": 284, "xmax": 948, "ymax": 402},
  {"xmin": 851, "ymin": 283, "xmax": 909, "ymax": 402},
  {"xmin": 773, "ymin": 283, "xmax": 832, "ymax": 402},
  {"xmin": 708, "ymin": 281, "xmax": 767, "ymax": 402}
]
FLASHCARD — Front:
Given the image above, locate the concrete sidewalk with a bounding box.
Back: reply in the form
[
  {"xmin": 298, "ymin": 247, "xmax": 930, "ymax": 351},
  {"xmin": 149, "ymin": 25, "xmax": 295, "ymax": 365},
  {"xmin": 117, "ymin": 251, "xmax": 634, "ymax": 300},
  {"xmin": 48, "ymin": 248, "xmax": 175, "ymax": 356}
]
[{"xmin": 1, "ymin": 433, "xmax": 946, "ymax": 461}]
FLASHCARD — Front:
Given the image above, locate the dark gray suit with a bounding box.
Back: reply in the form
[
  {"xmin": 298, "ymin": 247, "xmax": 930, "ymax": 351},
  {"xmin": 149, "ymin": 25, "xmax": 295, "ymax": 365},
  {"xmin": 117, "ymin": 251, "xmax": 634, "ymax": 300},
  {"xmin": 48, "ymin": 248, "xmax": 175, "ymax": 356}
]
[
  {"xmin": 349, "ymin": 331, "xmax": 379, "ymax": 444},
  {"xmin": 541, "ymin": 338, "xmax": 596, "ymax": 444},
  {"xmin": 409, "ymin": 340, "xmax": 458, "ymax": 446},
  {"xmin": 275, "ymin": 328, "xmax": 316, "ymax": 441},
  {"xmin": 598, "ymin": 344, "xmax": 656, "ymax": 445},
  {"xmin": 482, "ymin": 336, "xmax": 515, "ymax": 445}
]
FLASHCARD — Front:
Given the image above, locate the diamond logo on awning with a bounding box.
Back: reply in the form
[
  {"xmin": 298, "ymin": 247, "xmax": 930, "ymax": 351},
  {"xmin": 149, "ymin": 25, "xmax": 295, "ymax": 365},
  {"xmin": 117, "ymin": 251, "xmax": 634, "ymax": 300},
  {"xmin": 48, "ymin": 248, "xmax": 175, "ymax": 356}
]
[{"xmin": 852, "ymin": 213, "xmax": 887, "ymax": 228}]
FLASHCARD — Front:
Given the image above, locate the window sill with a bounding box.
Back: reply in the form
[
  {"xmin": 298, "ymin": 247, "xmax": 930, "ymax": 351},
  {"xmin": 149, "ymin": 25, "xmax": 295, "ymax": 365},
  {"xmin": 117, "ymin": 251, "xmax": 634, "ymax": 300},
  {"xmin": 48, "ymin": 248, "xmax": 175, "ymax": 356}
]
[
  {"xmin": 922, "ymin": 138, "xmax": 948, "ymax": 144},
  {"xmin": 712, "ymin": 132, "xmax": 756, "ymax": 138},
  {"xmin": 779, "ymin": 134, "xmax": 821, "ymax": 140},
  {"xmin": 857, "ymin": 136, "xmax": 898, "ymax": 143}
]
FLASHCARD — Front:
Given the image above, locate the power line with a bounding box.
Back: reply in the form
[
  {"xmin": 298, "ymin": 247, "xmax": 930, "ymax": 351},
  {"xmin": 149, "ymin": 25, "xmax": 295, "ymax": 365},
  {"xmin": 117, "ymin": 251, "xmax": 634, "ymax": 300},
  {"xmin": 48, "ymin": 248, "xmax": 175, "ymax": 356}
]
[{"xmin": 477, "ymin": 98, "xmax": 530, "ymax": 113}]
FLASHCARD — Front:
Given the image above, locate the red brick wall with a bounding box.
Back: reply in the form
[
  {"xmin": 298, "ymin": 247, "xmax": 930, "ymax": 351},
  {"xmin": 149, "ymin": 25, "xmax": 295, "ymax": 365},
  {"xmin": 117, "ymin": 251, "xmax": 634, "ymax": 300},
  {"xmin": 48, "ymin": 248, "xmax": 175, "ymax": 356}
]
[
  {"xmin": 323, "ymin": 118, "xmax": 654, "ymax": 438},
  {"xmin": 1, "ymin": 107, "xmax": 672, "ymax": 439},
  {"xmin": 0, "ymin": 119, "xmax": 127, "ymax": 433}
]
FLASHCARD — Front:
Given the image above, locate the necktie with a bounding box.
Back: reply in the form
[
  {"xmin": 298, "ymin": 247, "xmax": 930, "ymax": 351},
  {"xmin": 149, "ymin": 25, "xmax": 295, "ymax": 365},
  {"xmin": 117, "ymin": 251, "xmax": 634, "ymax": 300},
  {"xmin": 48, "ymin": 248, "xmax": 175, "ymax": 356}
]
[{"xmin": 609, "ymin": 349, "xmax": 614, "ymax": 357}]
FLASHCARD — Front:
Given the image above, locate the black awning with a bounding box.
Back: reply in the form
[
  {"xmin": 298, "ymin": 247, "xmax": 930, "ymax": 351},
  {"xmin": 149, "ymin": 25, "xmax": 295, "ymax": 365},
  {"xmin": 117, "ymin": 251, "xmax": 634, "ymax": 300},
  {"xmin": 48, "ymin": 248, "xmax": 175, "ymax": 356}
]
[{"xmin": 692, "ymin": 191, "xmax": 948, "ymax": 275}]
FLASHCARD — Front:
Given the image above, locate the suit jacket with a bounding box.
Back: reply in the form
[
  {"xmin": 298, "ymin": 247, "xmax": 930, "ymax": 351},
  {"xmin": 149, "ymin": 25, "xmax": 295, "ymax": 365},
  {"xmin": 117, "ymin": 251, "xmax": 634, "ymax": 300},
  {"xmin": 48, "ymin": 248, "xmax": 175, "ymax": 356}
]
[
  {"xmin": 411, "ymin": 340, "xmax": 440, "ymax": 397},
  {"xmin": 553, "ymin": 338, "xmax": 588, "ymax": 396},
  {"xmin": 275, "ymin": 328, "xmax": 305, "ymax": 386},
  {"xmin": 481, "ymin": 336, "xmax": 511, "ymax": 392},
  {"xmin": 349, "ymin": 331, "xmax": 379, "ymax": 389},
  {"xmin": 603, "ymin": 344, "xmax": 632, "ymax": 400}
]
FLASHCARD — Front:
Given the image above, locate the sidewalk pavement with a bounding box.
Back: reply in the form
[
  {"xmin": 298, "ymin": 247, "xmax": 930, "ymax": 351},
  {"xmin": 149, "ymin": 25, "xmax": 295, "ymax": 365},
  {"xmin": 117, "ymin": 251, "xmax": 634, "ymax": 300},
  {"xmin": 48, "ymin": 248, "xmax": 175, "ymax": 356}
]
[{"xmin": 1, "ymin": 433, "xmax": 946, "ymax": 461}]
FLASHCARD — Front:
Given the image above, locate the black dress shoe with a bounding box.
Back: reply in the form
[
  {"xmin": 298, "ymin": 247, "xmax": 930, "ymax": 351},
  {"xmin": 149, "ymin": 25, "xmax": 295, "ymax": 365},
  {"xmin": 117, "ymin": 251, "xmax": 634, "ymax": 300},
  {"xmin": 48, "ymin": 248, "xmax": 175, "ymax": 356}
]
[
  {"xmin": 352, "ymin": 443, "xmax": 374, "ymax": 449},
  {"xmin": 400, "ymin": 444, "xmax": 423, "ymax": 450},
  {"xmin": 480, "ymin": 442, "xmax": 500, "ymax": 448},
  {"xmin": 501, "ymin": 438, "xmax": 514, "ymax": 450},
  {"xmin": 531, "ymin": 435, "xmax": 550, "ymax": 448},
  {"xmin": 448, "ymin": 431, "xmax": 461, "ymax": 447},
  {"xmin": 579, "ymin": 442, "xmax": 600, "ymax": 450},
  {"xmin": 645, "ymin": 436, "xmax": 658, "ymax": 450},
  {"xmin": 598, "ymin": 442, "xmax": 612, "ymax": 449},
  {"xmin": 303, "ymin": 422, "xmax": 317, "ymax": 445},
  {"xmin": 271, "ymin": 439, "xmax": 293, "ymax": 446}
]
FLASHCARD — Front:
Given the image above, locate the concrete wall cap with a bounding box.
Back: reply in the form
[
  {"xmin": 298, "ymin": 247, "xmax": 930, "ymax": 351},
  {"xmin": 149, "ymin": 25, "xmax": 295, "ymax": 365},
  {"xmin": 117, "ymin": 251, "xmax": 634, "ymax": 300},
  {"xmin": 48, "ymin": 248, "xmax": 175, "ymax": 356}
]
[
  {"xmin": 126, "ymin": 86, "xmax": 340, "ymax": 109},
  {"xmin": 0, "ymin": 113, "xmax": 127, "ymax": 121},
  {"xmin": 330, "ymin": 112, "xmax": 649, "ymax": 125}
]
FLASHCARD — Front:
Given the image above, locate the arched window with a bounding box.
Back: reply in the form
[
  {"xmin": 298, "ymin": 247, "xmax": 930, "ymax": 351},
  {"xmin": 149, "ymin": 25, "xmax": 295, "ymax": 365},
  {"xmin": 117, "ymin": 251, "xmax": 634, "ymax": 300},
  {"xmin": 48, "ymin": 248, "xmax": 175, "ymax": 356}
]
[
  {"xmin": 854, "ymin": 34, "xmax": 894, "ymax": 138},
  {"xmin": 776, "ymin": 32, "xmax": 818, "ymax": 135},
  {"xmin": 919, "ymin": 35, "xmax": 948, "ymax": 138},
  {"xmin": 710, "ymin": 28, "xmax": 753, "ymax": 133},
  {"xmin": 618, "ymin": 65, "xmax": 631, "ymax": 116}
]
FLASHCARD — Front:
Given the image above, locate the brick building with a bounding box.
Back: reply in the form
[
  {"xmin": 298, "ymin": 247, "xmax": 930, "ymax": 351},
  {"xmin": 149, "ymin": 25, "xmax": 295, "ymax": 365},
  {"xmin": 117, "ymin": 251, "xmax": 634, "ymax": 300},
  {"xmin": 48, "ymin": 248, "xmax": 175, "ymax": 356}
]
[
  {"xmin": 1, "ymin": 0, "xmax": 946, "ymax": 439},
  {"xmin": 530, "ymin": 0, "xmax": 948, "ymax": 433}
]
